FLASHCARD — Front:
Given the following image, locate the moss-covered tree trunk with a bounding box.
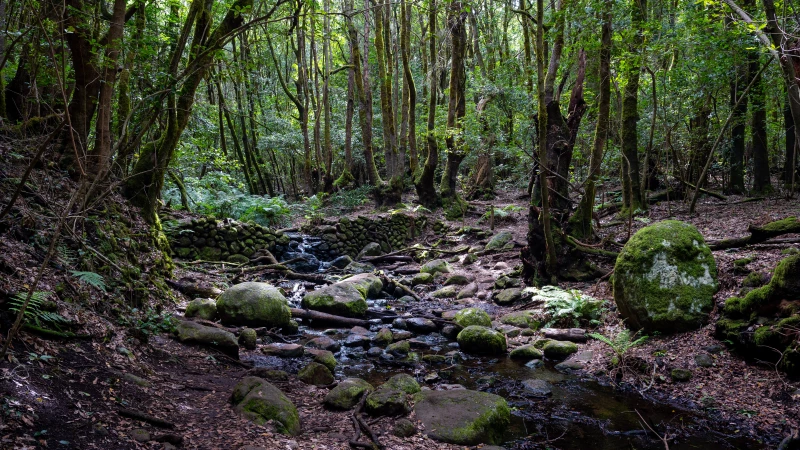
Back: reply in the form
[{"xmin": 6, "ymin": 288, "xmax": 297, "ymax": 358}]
[
  {"xmin": 400, "ymin": 0, "xmax": 418, "ymax": 174},
  {"xmin": 414, "ymin": 0, "xmax": 440, "ymax": 209},
  {"xmin": 620, "ymin": 0, "xmax": 645, "ymax": 213}
]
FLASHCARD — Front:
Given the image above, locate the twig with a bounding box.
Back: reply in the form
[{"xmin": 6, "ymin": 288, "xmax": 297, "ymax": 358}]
[{"xmin": 635, "ymin": 409, "xmax": 670, "ymax": 450}]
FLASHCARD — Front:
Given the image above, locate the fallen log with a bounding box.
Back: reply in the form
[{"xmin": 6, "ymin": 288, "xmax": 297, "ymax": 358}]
[
  {"xmin": 165, "ymin": 278, "xmax": 223, "ymax": 298},
  {"xmin": 708, "ymin": 216, "xmax": 800, "ymax": 250},
  {"xmin": 117, "ymin": 408, "xmax": 175, "ymax": 429},
  {"xmin": 677, "ymin": 178, "xmax": 726, "ymax": 201},
  {"xmin": 542, "ymin": 327, "xmax": 587, "ymax": 342},
  {"xmin": 289, "ymin": 308, "xmax": 370, "ymax": 327}
]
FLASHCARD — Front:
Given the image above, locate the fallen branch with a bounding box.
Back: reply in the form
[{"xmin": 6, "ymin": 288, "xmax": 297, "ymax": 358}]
[
  {"xmin": 676, "ymin": 178, "xmax": 726, "ymax": 201},
  {"xmin": 379, "ymin": 274, "xmax": 421, "ymax": 301},
  {"xmin": 565, "ymin": 235, "xmax": 619, "ymax": 258},
  {"xmin": 117, "ymin": 408, "xmax": 175, "ymax": 429},
  {"xmin": 708, "ymin": 216, "xmax": 800, "ymax": 250},
  {"xmin": 289, "ymin": 308, "xmax": 370, "ymax": 327}
]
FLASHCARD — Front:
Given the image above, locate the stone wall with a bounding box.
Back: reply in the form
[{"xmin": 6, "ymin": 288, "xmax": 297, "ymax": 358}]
[
  {"xmin": 308, "ymin": 213, "xmax": 427, "ymax": 260},
  {"xmin": 165, "ymin": 217, "xmax": 289, "ymax": 262}
]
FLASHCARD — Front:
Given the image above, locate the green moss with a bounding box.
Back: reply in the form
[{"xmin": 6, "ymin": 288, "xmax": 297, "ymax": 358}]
[
  {"xmin": 448, "ymin": 395, "xmax": 510, "ymax": 445},
  {"xmin": 714, "ymin": 318, "xmax": 748, "ymax": 342},
  {"xmin": 454, "ymin": 308, "xmax": 492, "ymax": 328},
  {"xmin": 456, "ymin": 326, "xmax": 507, "ymax": 355},
  {"xmin": 443, "ymin": 195, "xmax": 468, "ymax": 220},
  {"xmin": 760, "ymin": 216, "xmax": 799, "ymax": 233},
  {"xmin": 384, "ymin": 373, "xmax": 421, "ymax": 394},
  {"xmin": 733, "ymin": 257, "xmax": 754, "ymax": 267},
  {"xmin": 742, "ymin": 271, "xmax": 767, "ymax": 287},
  {"xmin": 499, "ymin": 311, "xmax": 540, "ymax": 329}
]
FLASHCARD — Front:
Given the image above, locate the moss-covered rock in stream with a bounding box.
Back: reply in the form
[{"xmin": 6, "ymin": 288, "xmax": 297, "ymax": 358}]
[
  {"xmin": 509, "ymin": 344, "xmax": 543, "ymax": 361},
  {"xmin": 230, "ymin": 376, "xmax": 300, "ymax": 435},
  {"xmin": 216, "ymin": 282, "xmax": 291, "ymax": 328},
  {"xmin": 716, "ymin": 254, "xmax": 800, "ymax": 375},
  {"xmin": 184, "ymin": 298, "xmax": 217, "ymax": 321},
  {"xmin": 303, "ymin": 284, "xmax": 368, "ymax": 318},
  {"xmin": 457, "ymin": 326, "xmax": 507, "ymax": 355},
  {"xmin": 238, "ymin": 328, "xmax": 257, "ymax": 350},
  {"xmin": 542, "ymin": 340, "xmax": 578, "ymax": 360},
  {"xmin": 414, "ymin": 389, "xmax": 510, "ymax": 445},
  {"xmin": 305, "ymin": 348, "xmax": 337, "ymax": 372},
  {"xmin": 324, "ymin": 378, "xmax": 374, "ymax": 409},
  {"xmin": 454, "ymin": 308, "xmax": 492, "ymax": 328},
  {"xmin": 383, "ymin": 373, "xmax": 420, "ymax": 394},
  {"xmin": 613, "ymin": 220, "xmax": 717, "ymax": 333}
]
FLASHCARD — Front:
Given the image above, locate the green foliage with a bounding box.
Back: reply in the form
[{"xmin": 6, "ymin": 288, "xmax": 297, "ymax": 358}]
[
  {"xmin": 589, "ymin": 329, "xmax": 649, "ymax": 363},
  {"xmin": 125, "ymin": 308, "xmax": 177, "ymax": 338},
  {"xmin": 544, "ymin": 290, "xmax": 605, "ymax": 327},
  {"xmin": 70, "ymin": 271, "xmax": 106, "ymax": 292},
  {"xmin": 478, "ymin": 205, "xmax": 523, "ymax": 224},
  {"xmin": 8, "ymin": 291, "xmax": 70, "ymax": 329}
]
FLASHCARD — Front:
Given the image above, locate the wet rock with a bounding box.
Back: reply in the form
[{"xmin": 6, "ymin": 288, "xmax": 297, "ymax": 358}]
[
  {"xmin": 509, "ymin": 345, "xmax": 543, "ymax": 361},
  {"xmin": 392, "ymin": 318, "xmax": 408, "ymax": 329},
  {"xmin": 216, "ymin": 282, "xmax": 291, "ymax": 328},
  {"xmin": 392, "ymin": 330, "xmax": 413, "ymax": 340},
  {"xmin": 412, "ymin": 272, "xmax": 434, "ymax": 286},
  {"xmin": 344, "ymin": 261, "xmax": 376, "ymax": 274},
  {"xmin": 431, "ymin": 285, "xmax": 459, "ymax": 298},
  {"xmin": 185, "ymin": 298, "xmax": 217, "ymax": 321},
  {"xmin": 306, "ymin": 336, "xmax": 341, "ymax": 352},
  {"xmin": 444, "ymin": 275, "xmax": 469, "ymax": 286},
  {"xmin": 522, "ymin": 379, "xmax": 552, "ymax": 396},
  {"xmin": 350, "ymin": 326, "xmax": 370, "ymax": 335},
  {"xmin": 671, "ymin": 368, "xmax": 692, "ymax": 382},
  {"xmin": 457, "ymin": 282, "xmax": 478, "ymax": 299},
  {"xmin": 386, "ymin": 340, "xmax": 411, "ymax": 356},
  {"xmin": 499, "ymin": 311, "xmax": 539, "ymax": 329},
  {"xmin": 298, "ymin": 362, "xmax": 334, "ymax": 386},
  {"xmin": 406, "ymin": 318, "xmax": 438, "ymax": 334},
  {"xmin": 485, "ymin": 231, "xmax": 513, "ymax": 251},
  {"xmin": 344, "ymin": 334, "xmax": 370, "ymax": 348},
  {"xmin": 414, "ymin": 389, "xmax": 510, "ymax": 445},
  {"xmin": 365, "ymin": 387, "xmax": 409, "ymax": 416},
  {"xmin": 494, "ymin": 275, "xmax": 520, "ymax": 290},
  {"xmin": 494, "ymin": 324, "xmax": 521, "ymax": 337},
  {"xmin": 283, "ymin": 252, "xmax": 321, "ymax": 272},
  {"xmin": 420, "ymin": 259, "xmax": 451, "ymax": 275},
  {"xmin": 230, "ymin": 376, "xmax": 300, "ymax": 435},
  {"xmin": 261, "ymin": 343, "xmax": 304, "ymax": 358},
  {"xmin": 694, "ymin": 353, "xmax": 714, "ymax": 367},
  {"xmin": 367, "ymin": 347, "xmax": 383, "ymax": 357},
  {"xmin": 358, "ymin": 242, "xmax": 382, "ymax": 258},
  {"xmin": 423, "ymin": 354, "xmax": 447, "ymax": 364},
  {"xmin": 392, "ymin": 418, "xmax": 417, "ymax": 437},
  {"xmin": 543, "ymin": 340, "xmax": 578, "ymax": 360},
  {"xmin": 454, "ymin": 307, "xmax": 492, "ymax": 328},
  {"xmin": 372, "ymin": 327, "xmax": 393, "ymax": 347},
  {"xmin": 525, "ymin": 359, "xmax": 544, "ymax": 369},
  {"xmin": 409, "ymin": 338, "xmax": 432, "ymax": 349},
  {"xmin": 457, "ymin": 326, "xmax": 507, "ymax": 355},
  {"xmin": 383, "ymin": 373, "xmax": 421, "ymax": 394},
  {"xmin": 342, "ymin": 273, "xmax": 383, "ymax": 298},
  {"xmin": 614, "ymin": 220, "xmax": 717, "ymax": 333},
  {"xmin": 303, "ymin": 274, "xmax": 383, "ymax": 318},
  {"xmin": 306, "ymin": 348, "xmax": 337, "ymax": 372},
  {"xmin": 175, "ymin": 320, "xmax": 238, "ymax": 357},
  {"xmin": 330, "ymin": 255, "xmax": 353, "ymax": 269},
  {"xmin": 324, "ymin": 378, "xmax": 374, "ymax": 409},
  {"xmin": 238, "ymin": 328, "xmax": 258, "ymax": 350},
  {"xmin": 494, "ymin": 288, "xmax": 523, "ymax": 305},
  {"xmin": 441, "ymin": 325, "xmax": 460, "ymax": 339},
  {"xmin": 554, "ymin": 360, "xmax": 585, "ymax": 371}
]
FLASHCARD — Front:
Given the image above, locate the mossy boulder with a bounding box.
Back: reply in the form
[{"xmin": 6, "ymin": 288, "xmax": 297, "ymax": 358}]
[
  {"xmin": 421, "ymin": 259, "xmax": 451, "ymax": 275},
  {"xmin": 387, "ymin": 340, "xmax": 411, "ymax": 356},
  {"xmin": 485, "ymin": 231, "xmax": 513, "ymax": 251},
  {"xmin": 431, "ymin": 285, "xmax": 460, "ymax": 298},
  {"xmin": 365, "ymin": 387, "xmax": 408, "ymax": 416},
  {"xmin": 613, "ymin": 220, "xmax": 717, "ymax": 333},
  {"xmin": 175, "ymin": 320, "xmax": 238, "ymax": 357},
  {"xmin": 298, "ymin": 362, "xmax": 334, "ymax": 386},
  {"xmin": 454, "ymin": 308, "xmax": 492, "ymax": 328},
  {"xmin": 383, "ymin": 373, "xmax": 420, "ymax": 394},
  {"xmin": 457, "ymin": 326, "xmax": 507, "ymax": 355},
  {"xmin": 185, "ymin": 298, "xmax": 217, "ymax": 321},
  {"xmin": 342, "ymin": 273, "xmax": 383, "ymax": 298},
  {"xmin": 238, "ymin": 328, "xmax": 258, "ymax": 350},
  {"xmin": 499, "ymin": 311, "xmax": 540, "ymax": 329},
  {"xmin": 216, "ymin": 282, "xmax": 292, "ymax": 328},
  {"xmin": 542, "ymin": 340, "xmax": 578, "ymax": 360},
  {"xmin": 324, "ymin": 378, "xmax": 374, "ymax": 409},
  {"xmin": 306, "ymin": 348, "xmax": 337, "ymax": 372},
  {"xmin": 230, "ymin": 376, "xmax": 300, "ymax": 435},
  {"xmin": 444, "ymin": 275, "xmax": 469, "ymax": 286},
  {"xmin": 414, "ymin": 389, "xmax": 510, "ymax": 445},
  {"xmin": 302, "ymin": 284, "xmax": 368, "ymax": 317},
  {"xmin": 372, "ymin": 327, "xmax": 393, "ymax": 347},
  {"xmin": 509, "ymin": 344, "xmax": 543, "ymax": 361},
  {"xmin": 412, "ymin": 272, "xmax": 434, "ymax": 286},
  {"xmin": 494, "ymin": 288, "xmax": 522, "ymax": 305}
]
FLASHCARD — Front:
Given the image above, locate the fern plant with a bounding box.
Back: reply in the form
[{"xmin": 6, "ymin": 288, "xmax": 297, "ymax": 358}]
[
  {"xmin": 589, "ymin": 329, "xmax": 648, "ymax": 365},
  {"xmin": 543, "ymin": 290, "xmax": 605, "ymax": 327},
  {"xmin": 70, "ymin": 271, "xmax": 106, "ymax": 291},
  {"xmin": 8, "ymin": 291, "xmax": 71, "ymax": 329}
]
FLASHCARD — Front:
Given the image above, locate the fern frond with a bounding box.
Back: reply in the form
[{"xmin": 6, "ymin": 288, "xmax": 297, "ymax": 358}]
[
  {"xmin": 8, "ymin": 291, "xmax": 70, "ymax": 329},
  {"xmin": 70, "ymin": 270, "xmax": 106, "ymax": 291}
]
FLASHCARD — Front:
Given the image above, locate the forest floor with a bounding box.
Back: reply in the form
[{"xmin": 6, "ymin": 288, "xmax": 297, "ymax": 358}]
[{"xmin": 1, "ymin": 162, "xmax": 800, "ymax": 449}]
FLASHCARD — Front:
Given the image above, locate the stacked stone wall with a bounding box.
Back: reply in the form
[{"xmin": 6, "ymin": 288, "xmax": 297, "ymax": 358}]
[
  {"xmin": 166, "ymin": 217, "xmax": 289, "ymax": 262},
  {"xmin": 309, "ymin": 214, "xmax": 427, "ymax": 259}
]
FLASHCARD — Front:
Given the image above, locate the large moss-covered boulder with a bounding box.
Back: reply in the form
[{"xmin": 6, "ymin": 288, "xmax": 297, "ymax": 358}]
[
  {"xmin": 302, "ymin": 274, "xmax": 382, "ymax": 317},
  {"xmin": 324, "ymin": 378, "xmax": 374, "ymax": 410},
  {"xmin": 230, "ymin": 376, "xmax": 300, "ymax": 435},
  {"xmin": 457, "ymin": 326, "xmax": 507, "ymax": 355},
  {"xmin": 613, "ymin": 220, "xmax": 717, "ymax": 333},
  {"xmin": 216, "ymin": 282, "xmax": 291, "ymax": 328},
  {"xmin": 175, "ymin": 320, "xmax": 238, "ymax": 357},
  {"xmin": 454, "ymin": 308, "xmax": 492, "ymax": 328},
  {"xmin": 414, "ymin": 389, "xmax": 510, "ymax": 445}
]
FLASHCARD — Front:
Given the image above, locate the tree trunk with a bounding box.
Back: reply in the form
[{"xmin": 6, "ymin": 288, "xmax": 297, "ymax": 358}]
[
  {"xmin": 728, "ymin": 47, "xmax": 748, "ymax": 194},
  {"xmin": 750, "ymin": 51, "xmax": 772, "ymax": 194},
  {"xmin": 786, "ymin": 92, "xmax": 798, "ymax": 190},
  {"xmin": 620, "ymin": 0, "xmax": 645, "ymax": 213},
  {"xmin": 414, "ymin": 0, "xmax": 440, "ymax": 208},
  {"xmin": 400, "ymin": 0, "xmax": 417, "ymax": 174}
]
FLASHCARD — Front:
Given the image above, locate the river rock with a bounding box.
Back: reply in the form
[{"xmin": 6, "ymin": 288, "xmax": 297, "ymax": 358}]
[
  {"xmin": 485, "ymin": 231, "xmax": 513, "ymax": 251},
  {"xmin": 509, "ymin": 344, "xmax": 543, "ymax": 361},
  {"xmin": 454, "ymin": 308, "xmax": 492, "ymax": 328},
  {"xmin": 344, "ymin": 334, "xmax": 370, "ymax": 347},
  {"xmin": 421, "ymin": 259, "xmax": 451, "ymax": 275},
  {"xmin": 175, "ymin": 320, "xmax": 238, "ymax": 357},
  {"xmin": 457, "ymin": 326, "xmax": 507, "ymax": 355},
  {"xmin": 372, "ymin": 327, "xmax": 393, "ymax": 346},
  {"xmin": 184, "ymin": 298, "xmax": 217, "ymax": 321},
  {"xmin": 302, "ymin": 284, "xmax": 367, "ymax": 318},
  {"xmin": 238, "ymin": 328, "xmax": 257, "ymax": 350},
  {"xmin": 392, "ymin": 418, "xmax": 417, "ymax": 437},
  {"xmin": 431, "ymin": 285, "xmax": 460, "ymax": 298},
  {"xmin": 358, "ymin": 242, "xmax": 382, "ymax": 258},
  {"xmin": 330, "ymin": 255, "xmax": 353, "ymax": 269},
  {"xmin": 383, "ymin": 373, "xmax": 420, "ymax": 394},
  {"xmin": 306, "ymin": 336, "xmax": 341, "ymax": 352},
  {"xmin": 412, "ymin": 272, "xmax": 434, "ymax": 286},
  {"xmin": 614, "ymin": 220, "xmax": 718, "ymax": 333},
  {"xmin": 444, "ymin": 275, "xmax": 469, "ymax": 286},
  {"xmin": 543, "ymin": 340, "xmax": 578, "ymax": 360},
  {"xmin": 343, "ymin": 273, "xmax": 383, "ymax": 298},
  {"xmin": 406, "ymin": 318, "xmax": 438, "ymax": 334},
  {"xmin": 457, "ymin": 282, "xmax": 478, "ymax": 299},
  {"xmin": 230, "ymin": 376, "xmax": 300, "ymax": 435},
  {"xmin": 261, "ymin": 343, "xmax": 304, "ymax": 358},
  {"xmin": 499, "ymin": 311, "xmax": 539, "ymax": 329},
  {"xmin": 365, "ymin": 387, "xmax": 409, "ymax": 416},
  {"xmin": 494, "ymin": 288, "xmax": 522, "ymax": 305},
  {"xmin": 216, "ymin": 282, "xmax": 292, "ymax": 328},
  {"xmin": 306, "ymin": 348, "xmax": 337, "ymax": 372},
  {"xmin": 414, "ymin": 389, "xmax": 510, "ymax": 445},
  {"xmin": 324, "ymin": 378, "xmax": 374, "ymax": 409},
  {"xmin": 522, "ymin": 379, "xmax": 552, "ymax": 396},
  {"xmin": 298, "ymin": 362, "xmax": 334, "ymax": 386},
  {"xmin": 345, "ymin": 261, "xmax": 376, "ymax": 274},
  {"xmin": 386, "ymin": 340, "xmax": 411, "ymax": 356}
]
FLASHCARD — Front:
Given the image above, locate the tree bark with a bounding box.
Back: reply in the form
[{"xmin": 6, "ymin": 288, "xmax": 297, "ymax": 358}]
[
  {"xmin": 620, "ymin": 0, "xmax": 645, "ymax": 213},
  {"xmin": 750, "ymin": 51, "xmax": 772, "ymax": 194},
  {"xmin": 414, "ymin": 0, "xmax": 440, "ymax": 208}
]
